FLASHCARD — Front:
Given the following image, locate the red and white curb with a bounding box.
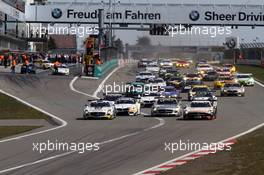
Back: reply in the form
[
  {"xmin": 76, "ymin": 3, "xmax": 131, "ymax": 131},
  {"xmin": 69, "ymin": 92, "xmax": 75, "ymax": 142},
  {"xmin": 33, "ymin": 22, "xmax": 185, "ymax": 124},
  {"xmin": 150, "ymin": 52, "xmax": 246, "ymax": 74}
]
[{"xmin": 134, "ymin": 139, "xmax": 237, "ymax": 175}]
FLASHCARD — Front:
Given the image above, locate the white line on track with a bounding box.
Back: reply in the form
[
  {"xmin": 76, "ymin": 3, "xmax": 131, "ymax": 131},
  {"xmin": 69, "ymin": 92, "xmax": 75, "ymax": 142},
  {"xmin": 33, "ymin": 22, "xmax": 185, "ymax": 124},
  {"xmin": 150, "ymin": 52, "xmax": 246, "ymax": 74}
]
[
  {"xmin": 0, "ymin": 90, "xmax": 67, "ymax": 143},
  {"xmin": 0, "ymin": 63, "xmax": 165, "ymax": 174},
  {"xmin": 133, "ymin": 80, "xmax": 264, "ymax": 175}
]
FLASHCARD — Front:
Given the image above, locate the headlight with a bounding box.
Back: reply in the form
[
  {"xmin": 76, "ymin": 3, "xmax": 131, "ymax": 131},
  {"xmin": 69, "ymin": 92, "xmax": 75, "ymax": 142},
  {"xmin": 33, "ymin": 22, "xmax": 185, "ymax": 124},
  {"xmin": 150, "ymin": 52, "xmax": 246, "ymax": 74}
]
[
  {"xmin": 107, "ymin": 110, "xmax": 111, "ymax": 115},
  {"xmin": 153, "ymin": 107, "xmax": 157, "ymax": 111}
]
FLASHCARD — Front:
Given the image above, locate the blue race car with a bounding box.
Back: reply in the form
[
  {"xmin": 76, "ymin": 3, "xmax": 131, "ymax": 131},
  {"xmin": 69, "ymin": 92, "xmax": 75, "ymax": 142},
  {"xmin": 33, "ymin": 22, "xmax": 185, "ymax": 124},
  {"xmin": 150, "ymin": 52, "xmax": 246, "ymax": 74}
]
[{"xmin": 159, "ymin": 86, "xmax": 180, "ymax": 98}]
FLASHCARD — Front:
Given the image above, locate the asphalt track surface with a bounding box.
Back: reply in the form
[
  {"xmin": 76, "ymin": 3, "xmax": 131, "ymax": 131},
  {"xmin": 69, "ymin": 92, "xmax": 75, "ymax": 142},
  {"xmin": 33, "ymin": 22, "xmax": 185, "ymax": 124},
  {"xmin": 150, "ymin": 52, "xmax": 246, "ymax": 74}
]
[{"xmin": 0, "ymin": 63, "xmax": 263, "ymax": 175}]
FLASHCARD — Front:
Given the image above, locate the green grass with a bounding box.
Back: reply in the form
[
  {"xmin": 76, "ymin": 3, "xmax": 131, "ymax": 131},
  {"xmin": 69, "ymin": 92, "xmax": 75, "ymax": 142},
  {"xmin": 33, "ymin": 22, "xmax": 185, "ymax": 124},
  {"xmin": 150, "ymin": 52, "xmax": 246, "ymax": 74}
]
[
  {"xmin": 0, "ymin": 93, "xmax": 49, "ymax": 120},
  {"xmin": 162, "ymin": 126, "xmax": 264, "ymax": 175},
  {"xmin": 236, "ymin": 65, "xmax": 264, "ymax": 83},
  {"xmin": 0, "ymin": 126, "xmax": 42, "ymax": 139}
]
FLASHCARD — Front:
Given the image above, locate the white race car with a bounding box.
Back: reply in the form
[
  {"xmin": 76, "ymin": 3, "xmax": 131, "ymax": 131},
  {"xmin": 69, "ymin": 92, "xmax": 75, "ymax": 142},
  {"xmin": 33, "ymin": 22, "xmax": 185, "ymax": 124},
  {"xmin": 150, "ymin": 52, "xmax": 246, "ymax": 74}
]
[
  {"xmin": 235, "ymin": 73, "xmax": 255, "ymax": 86},
  {"xmin": 52, "ymin": 64, "xmax": 70, "ymax": 75},
  {"xmin": 159, "ymin": 59, "xmax": 173, "ymax": 68},
  {"xmin": 115, "ymin": 97, "xmax": 141, "ymax": 116},
  {"xmin": 196, "ymin": 64, "xmax": 213, "ymax": 74},
  {"xmin": 184, "ymin": 101, "xmax": 217, "ymax": 120},
  {"xmin": 140, "ymin": 92, "xmax": 160, "ymax": 107},
  {"xmin": 83, "ymin": 100, "xmax": 115, "ymax": 120},
  {"xmin": 146, "ymin": 63, "xmax": 160, "ymax": 73},
  {"xmin": 136, "ymin": 71, "xmax": 155, "ymax": 81},
  {"xmin": 147, "ymin": 78, "xmax": 166, "ymax": 88}
]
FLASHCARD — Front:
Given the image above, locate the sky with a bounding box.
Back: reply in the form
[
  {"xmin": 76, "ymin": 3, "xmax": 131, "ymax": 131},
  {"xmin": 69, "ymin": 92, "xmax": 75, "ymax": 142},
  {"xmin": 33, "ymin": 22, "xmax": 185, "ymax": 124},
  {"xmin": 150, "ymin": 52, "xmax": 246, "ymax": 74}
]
[{"xmin": 26, "ymin": 0, "xmax": 264, "ymax": 47}]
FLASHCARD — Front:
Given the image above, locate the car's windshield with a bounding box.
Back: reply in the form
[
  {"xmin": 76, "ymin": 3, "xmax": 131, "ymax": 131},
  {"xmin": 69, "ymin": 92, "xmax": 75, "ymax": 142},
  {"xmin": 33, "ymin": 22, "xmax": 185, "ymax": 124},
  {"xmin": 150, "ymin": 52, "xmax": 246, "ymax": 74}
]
[
  {"xmin": 157, "ymin": 99, "xmax": 177, "ymax": 105},
  {"xmin": 90, "ymin": 102, "xmax": 110, "ymax": 107},
  {"xmin": 164, "ymin": 87, "xmax": 175, "ymax": 92},
  {"xmin": 207, "ymin": 72, "xmax": 217, "ymax": 75},
  {"xmin": 104, "ymin": 95, "xmax": 122, "ymax": 101},
  {"xmin": 139, "ymin": 72, "xmax": 152, "ymax": 76},
  {"xmin": 169, "ymin": 77, "xmax": 182, "ymax": 81},
  {"xmin": 192, "ymin": 87, "xmax": 209, "ymax": 92},
  {"xmin": 237, "ymin": 75, "xmax": 251, "ymax": 79},
  {"xmin": 224, "ymin": 84, "xmax": 241, "ymax": 88},
  {"xmin": 191, "ymin": 102, "xmax": 211, "ymax": 107},
  {"xmin": 186, "ymin": 74, "xmax": 199, "ymax": 78},
  {"xmin": 143, "ymin": 93, "xmax": 159, "ymax": 97},
  {"xmin": 116, "ymin": 99, "xmax": 135, "ymax": 104}
]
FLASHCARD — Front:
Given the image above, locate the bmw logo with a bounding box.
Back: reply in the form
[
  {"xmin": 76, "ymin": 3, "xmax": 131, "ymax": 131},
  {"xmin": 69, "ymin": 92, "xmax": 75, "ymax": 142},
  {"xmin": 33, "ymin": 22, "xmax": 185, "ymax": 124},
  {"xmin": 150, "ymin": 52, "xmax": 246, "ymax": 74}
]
[
  {"xmin": 189, "ymin": 10, "xmax": 200, "ymax": 21},
  {"xmin": 52, "ymin": 8, "xmax": 62, "ymax": 19}
]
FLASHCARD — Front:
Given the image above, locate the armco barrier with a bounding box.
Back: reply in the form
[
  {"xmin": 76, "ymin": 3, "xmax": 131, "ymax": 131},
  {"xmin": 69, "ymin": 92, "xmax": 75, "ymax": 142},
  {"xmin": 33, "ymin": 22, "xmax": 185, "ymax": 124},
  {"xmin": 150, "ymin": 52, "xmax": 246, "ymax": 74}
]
[{"xmin": 94, "ymin": 59, "xmax": 118, "ymax": 78}]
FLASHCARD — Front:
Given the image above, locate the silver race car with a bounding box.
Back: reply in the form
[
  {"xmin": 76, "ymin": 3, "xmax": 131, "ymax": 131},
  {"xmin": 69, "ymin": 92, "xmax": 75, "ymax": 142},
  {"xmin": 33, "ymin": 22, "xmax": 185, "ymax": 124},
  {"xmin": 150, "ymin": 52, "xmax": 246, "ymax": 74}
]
[
  {"xmin": 151, "ymin": 98, "xmax": 182, "ymax": 117},
  {"xmin": 184, "ymin": 101, "xmax": 217, "ymax": 120},
  {"xmin": 221, "ymin": 83, "xmax": 245, "ymax": 97}
]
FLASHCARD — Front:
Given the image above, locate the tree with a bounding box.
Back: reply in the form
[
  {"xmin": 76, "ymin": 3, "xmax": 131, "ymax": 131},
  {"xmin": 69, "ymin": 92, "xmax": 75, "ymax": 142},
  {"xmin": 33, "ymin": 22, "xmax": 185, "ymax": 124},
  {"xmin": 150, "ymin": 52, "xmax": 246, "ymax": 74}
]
[{"xmin": 136, "ymin": 36, "xmax": 151, "ymax": 46}]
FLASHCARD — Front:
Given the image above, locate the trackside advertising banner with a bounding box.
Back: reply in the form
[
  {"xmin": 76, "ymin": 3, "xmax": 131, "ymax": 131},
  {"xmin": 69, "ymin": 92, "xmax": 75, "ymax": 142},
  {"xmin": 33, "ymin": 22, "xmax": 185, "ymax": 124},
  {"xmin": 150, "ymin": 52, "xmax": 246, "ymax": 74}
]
[{"xmin": 26, "ymin": 3, "xmax": 264, "ymax": 25}]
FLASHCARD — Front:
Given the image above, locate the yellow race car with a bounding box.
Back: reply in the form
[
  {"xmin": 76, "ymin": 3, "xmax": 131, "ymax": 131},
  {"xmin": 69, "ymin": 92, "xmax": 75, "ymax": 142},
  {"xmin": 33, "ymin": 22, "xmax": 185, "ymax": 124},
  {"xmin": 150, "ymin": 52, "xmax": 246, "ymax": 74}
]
[
  {"xmin": 214, "ymin": 76, "xmax": 237, "ymax": 89},
  {"xmin": 223, "ymin": 64, "xmax": 236, "ymax": 73},
  {"xmin": 188, "ymin": 85, "xmax": 211, "ymax": 101}
]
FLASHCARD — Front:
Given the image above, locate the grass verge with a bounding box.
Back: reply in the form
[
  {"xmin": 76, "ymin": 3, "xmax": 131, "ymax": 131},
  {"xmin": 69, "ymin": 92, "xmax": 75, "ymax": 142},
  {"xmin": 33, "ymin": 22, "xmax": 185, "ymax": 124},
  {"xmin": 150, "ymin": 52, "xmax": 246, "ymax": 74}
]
[
  {"xmin": 236, "ymin": 65, "xmax": 264, "ymax": 83},
  {"xmin": 162, "ymin": 126, "xmax": 264, "ymax": 175},
  {"xmin": 0, "ymin": 93, "xmax": 49, "ymax": 120},
  {"xmin": 0, "ymin": 126, "xmax": 42, "ymax": 139}
]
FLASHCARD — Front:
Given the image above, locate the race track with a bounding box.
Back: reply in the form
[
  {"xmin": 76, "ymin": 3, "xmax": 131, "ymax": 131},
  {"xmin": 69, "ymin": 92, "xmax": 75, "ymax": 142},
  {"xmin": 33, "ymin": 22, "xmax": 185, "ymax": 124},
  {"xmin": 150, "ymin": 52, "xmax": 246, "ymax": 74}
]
[{"xmin": 0, "ymin": 63, "xmax": 263, "ymax": 175}]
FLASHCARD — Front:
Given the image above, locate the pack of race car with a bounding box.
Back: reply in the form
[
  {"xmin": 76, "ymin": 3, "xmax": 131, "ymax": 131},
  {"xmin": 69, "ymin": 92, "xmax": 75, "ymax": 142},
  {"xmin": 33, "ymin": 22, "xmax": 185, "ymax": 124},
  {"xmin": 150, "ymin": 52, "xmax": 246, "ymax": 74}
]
[{"xmin": 82, "ymin": 58, "xmax": 254, "ymax": 120}]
